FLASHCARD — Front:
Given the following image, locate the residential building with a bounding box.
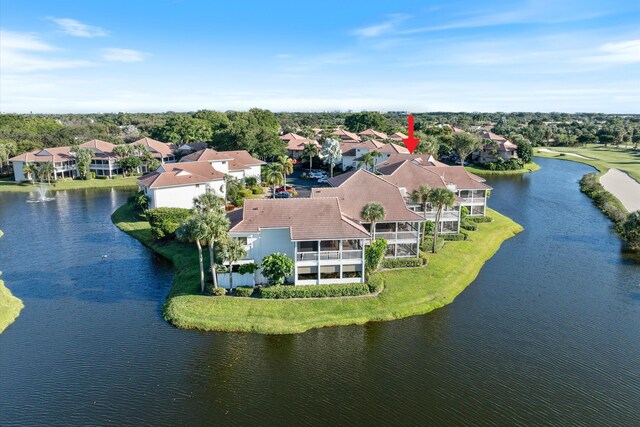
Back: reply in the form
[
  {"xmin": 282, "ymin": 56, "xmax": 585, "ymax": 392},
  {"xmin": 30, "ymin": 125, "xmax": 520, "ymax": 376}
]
[
  {"xmin": 279, "ymin": 133, "xmax": 320, "ymax": 160},
  {"xmin": 180, "ymin": 148, "xmax": 265, "ymax": 182},
  {"xmin": 314, "ymin": 169, "xmax": 424, "ymax": 258},
  {"xmin": 424, "ymin": 166, "xmax": 492, "ymax": 216},
  {"xmin": 340, "ymin": 140, "xmax": 410, "ymax": 171},
  {"xmin": 177, "ymin": 142, "xmax": 208, "ymax": 154},
  {"xmin": 358, "ymin": 129, "xmax": 388, "ymax": 140},
  {"xmin": 227, "ymin": 198, "xmax": 370, "ymax": 286},
  {"xmin": 137, "ymin": 161, "xmax": 227, "ymax": 209},
  {"xmin": 331, "ymin": 129, "xmax": 361, "ymax": 143},
  {"xmin": 131, "ymin": 137, "xmax": 177, "ymax": 163},
  {"xmin": 81, "ymin": 139, "xmax": 121, "ymax": 177},
  {"xmin": 9, "ymin": 147, "xmax": 77, "ymax": 181},
  {"xmin": 387, "ymin": 132, "xmax": 408, "ymax": 141},
  {"xmin": 474, "ymin": 131, "xmax": 519, "ymax": 162}
]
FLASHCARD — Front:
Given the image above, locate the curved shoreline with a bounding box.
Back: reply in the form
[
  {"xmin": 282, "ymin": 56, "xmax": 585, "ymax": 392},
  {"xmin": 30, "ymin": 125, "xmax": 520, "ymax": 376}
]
[
  {"xmin": 465, "ymin": 161, "xmax": 541, "ymax": 176},
  {"xmin": 0, "ymin": 280, "xmax": 23, "ymax": 334},
  {"xmin": 112, "ymin": 203, "xmax": 523, "ymax": 334}
]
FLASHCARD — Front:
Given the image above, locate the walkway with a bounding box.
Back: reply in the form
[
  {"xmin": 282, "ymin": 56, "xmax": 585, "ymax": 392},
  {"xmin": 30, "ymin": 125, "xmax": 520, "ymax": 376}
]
[{"xmin": 600, "ymin": 169, "xmax": 640, "ymax": 213}]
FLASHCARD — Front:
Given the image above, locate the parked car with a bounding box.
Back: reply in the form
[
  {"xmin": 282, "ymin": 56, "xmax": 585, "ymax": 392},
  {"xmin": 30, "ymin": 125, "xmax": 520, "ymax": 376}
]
[
  {"xmin": 274, "ymin": 191, "xmax": 292, "ymax": 198},
  {"xmin": 317, "ymin": 178, "xmax": 329, "ymax": 184},
  {"xmin": 275, "ymin": 185, "xmax": 295, "ymax": 193}
]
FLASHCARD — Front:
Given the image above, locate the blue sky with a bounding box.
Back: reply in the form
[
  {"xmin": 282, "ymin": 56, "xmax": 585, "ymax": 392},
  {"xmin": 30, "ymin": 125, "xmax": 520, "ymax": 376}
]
[{"xmin": 1, "ymin": 0, "xmax": 639, "ymax": 113}]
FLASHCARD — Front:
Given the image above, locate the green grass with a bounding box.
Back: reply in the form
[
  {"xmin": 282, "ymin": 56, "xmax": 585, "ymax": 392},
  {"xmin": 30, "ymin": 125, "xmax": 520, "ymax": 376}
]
[
  {"xmin": 465, "ymin": 162, "xmax": 541, "ymax": 176},
  {"xmin": 112, "ymin": 203, "xmax": 522, "ymax": 334},
  {"xmin": 0, "ymin": 280, "xmax": 24, "ymax": 334},
  {"xmin": 534, "ymin": 144, "xmax": 640, "ymax": 183},
  {"xmin": 0, "ymin": 176, "xmax": 139, "ymax": 192}
]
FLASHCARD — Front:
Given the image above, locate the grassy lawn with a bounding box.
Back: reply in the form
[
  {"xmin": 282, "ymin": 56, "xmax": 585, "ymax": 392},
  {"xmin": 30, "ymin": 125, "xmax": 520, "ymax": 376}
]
[
  {"xmin": 112, "ymin": 203, "xmax": 522, "ymax": 334},
  {"xmin": 465, "ymin": 162, "xmax": 541, "ymax": 176},
  {"xmin": 534, "ymin": 144, "xmax": 640, "ymax": 182},
  {"xmin": 0, "ymin": 280, "xmax": 23, "ymax": 334},
  {"xmin": 0, "ymin": 176, "xmax": 139, "ymax": 192}
]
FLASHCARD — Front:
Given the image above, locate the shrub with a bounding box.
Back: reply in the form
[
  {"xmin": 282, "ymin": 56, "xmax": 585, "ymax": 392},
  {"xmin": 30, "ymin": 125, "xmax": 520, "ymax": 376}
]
[
  {"xmin": 86, "ymin": 172, "xmax": 96, "ymax": 180},
  {"xmin": 623, "ymin": 211, "xmax": 640, "ymax": 251},
  {"xmin": 146, "ymin": 207, "xmax": 191, "ymax": 240},
  {"xmin": 419, "ymin": 250, "xmax": 430, "ymax": 266},
  {"xmin": 421, "ymin": 237, "xmax": 444, "ymax": 252},
  {"xmin": 245, "ymin": 177, "xmax": 258, "ymax": 187},
  {"xmin": 208, "ymin": 286, "xmax": 227, "ymax": 296},
  {"xmin": 251, "ymin": 185, "xmax": 264, "ymax": 195},
  {"xmin": 461, "ymin": 220, "xmax": 477, "ymax": 231},
  {"xmin": 380, "ymin": 257, "xmax": 423, "ymax": 269},
  {"xmin": 127, "ymin": 191, "xmax": 149, "ymax": 212},
  {"xmin": 365, "ymin": 238, "xmax": 387, "ymax": 276},
  {"xmin": 239, "ymin": 189, "xmax": 253, "ymax": 198},
  {"xmin": 225, "ymin": 204, "xmax": 235, "ymax": 211},
  {"xmin": 442, "ymin": 233, "xmax": 468, "ymax": 241},
  {"xmin": 258, "ymin": 283, "xmax": 370, "ymax": 299},
  {"xmin": 238, "ymin": 262, "xmax": 259, "ymax": 275},
  {"xmin": 261, "ymin": 253, "xmax": 295, "ymax": 285},
  {"xmin": 579, "ymin": 173, "xmax": 628, "ymax": 225},
  {"xmin": 467, "ymin": 216, "xmax": 493, "ymax": 223},
  {"xmin": 367, "ymin": 274, "xmax": 384, "ymax": 293},
  {"xmin": 97, "ymin": 175, "xmax": 108, "ymax": 180},
  {"xmin": 234, "ymin": 286, "xmax": 254, "ymax": 297}
]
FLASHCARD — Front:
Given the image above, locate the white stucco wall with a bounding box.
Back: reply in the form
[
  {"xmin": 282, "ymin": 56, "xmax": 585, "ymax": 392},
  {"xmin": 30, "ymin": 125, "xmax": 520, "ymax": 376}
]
[
  {"xmin": 245, "ymin": 165, "xmax": 262, "ymax": 182},
  {"xmin": 147, "ymin": 180, "xmax": 226, "ymax": 209},
  {"xmin": 243, "ymin": 228, "xmax": 295, "ymax": 285},
  {"xmin": 209, "ymin": 160, "xmax": 229, "ymax": 174},
  {"xmin": 11, "ymin": 161, "xmax": 26, "ymax": 182}
]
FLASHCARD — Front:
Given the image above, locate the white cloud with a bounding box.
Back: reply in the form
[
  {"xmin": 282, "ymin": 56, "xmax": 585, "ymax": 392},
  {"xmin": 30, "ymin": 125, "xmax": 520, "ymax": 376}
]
[
  {"xmin": 0, "ymin": 29, "xmax": 94, "ymax": 72},
  {"xmin": 50, "ymin": 18, "xmax": 108, "ymax": 37},
  {"xmin": 275, "ymin": 53, "xmax": 293, "ymax": 59},
  {"xmin": 583, "ymin": 40, "xmax": 640, "ymax": 64},
  {"xmin": 353, "ymin": 14, "xmax": 409, "ymax": 38},
  {"xmin": 101, "ymin": 48, "xmax": 148, "ymax": 62}
]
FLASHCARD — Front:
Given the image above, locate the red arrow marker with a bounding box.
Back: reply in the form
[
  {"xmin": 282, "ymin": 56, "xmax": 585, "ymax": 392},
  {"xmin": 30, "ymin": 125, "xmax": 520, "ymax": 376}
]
[{"xmin": 402, "ymin": 115, "xmax": 420, "ymax": 154}]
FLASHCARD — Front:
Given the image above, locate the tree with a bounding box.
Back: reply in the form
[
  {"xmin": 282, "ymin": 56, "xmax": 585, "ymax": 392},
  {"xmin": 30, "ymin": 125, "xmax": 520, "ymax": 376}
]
[
  {"xmin": 452, "ymin": 133, "xmax": 483, "ymax": 165},
  {"xmin": 416, "ymin": 134, "xmax": 440, "ymax": 156},
  {"xmin": 356, "ymin": 151, "xmax": 375, "ymax": 171},
  {"xmin": 72, "ymin": 146, "xmax": 93, "ymax": 179},
  {"xmin": 176, "ymin": 216, "xmax": 207, "ymax": 293},
  {"xmin": 411, "ymin": 185, "xmax": 433, "ymax": 243},
  {"xmin": 153, "ymin": 116, "xmax": 213, "ymax": 143},
  {"xmin": 261, "ymin": 252, "xmax": 294, "ymax": 285},
  {"xmin": 428, "ymin": 188, "xmax": 456, "ymax": 253},
  {"xmin": 113, "ymin": 144, "xmax": 135, "ymax": 158},
  {"xmin": 263, "ymin": 163, "xmax": 284, "ymax": 198},
  {"xmin": 192, "ymin": 110, "xmax": 231, "ymax": 132},
  {"xmin": 278, "ymin": 155, "xmax": 293, "ymax": 186},
  {"xmin": 344, "ymin": 112, "xmax": 388, "ymax": 133},
  {"xmin": 220, "ymin": 237, "xmax": 247, "ymax": 291},
  {"xmin": 39, "ymin": 161, "xmax": 55, "ymax": 184},
  {"xmin": 361, "ymin": 202, "xmax": 386, "ymax": 239},
  {"xmin": 301, "ymin": 142, "xmax": 319, "ymax": 170},
  {"xmin": 365, "ymin": 238, "xmax": 387, "ymax": 277},
  {"xmin": 22, "ymin": 162, "xmax": 39, "ymax": 181},
  {"xmin": 516, "ymin": 140, "xmax": 533, "ymax": 164},
  {"xmin": 120, "ymin": 156, "xmax": 142, "ymax": 176},
  {"xmin": 201, "ymin": 211, "xmax": 230, "ymax": 290},
  {"xmin": 146, "ymin": 158, "xmax": 161, "ymax": 173},
  {"xmin": 623, "ymin": 210, "xmax": 640, "ymax": 250},
  {"xmin": 319, "ymin": 138, "xmax": 342, "ymax": 178},
  {"xmin": 193, "ymin": 193, "xmax": 225, "ymax": 214}
]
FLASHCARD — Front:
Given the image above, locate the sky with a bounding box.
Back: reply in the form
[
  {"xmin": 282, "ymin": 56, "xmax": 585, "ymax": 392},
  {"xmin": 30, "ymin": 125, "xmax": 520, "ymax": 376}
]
[{"xmin": 1, "ymin": 0, "xmax": 639, "ymax": 113}]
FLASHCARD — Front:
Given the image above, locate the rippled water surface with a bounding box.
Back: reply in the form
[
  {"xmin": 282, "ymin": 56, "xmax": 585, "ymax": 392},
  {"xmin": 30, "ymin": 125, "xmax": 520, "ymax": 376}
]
[{"xmin": 0, "ymin": 158, "xmax": 638, "ymax": 426}]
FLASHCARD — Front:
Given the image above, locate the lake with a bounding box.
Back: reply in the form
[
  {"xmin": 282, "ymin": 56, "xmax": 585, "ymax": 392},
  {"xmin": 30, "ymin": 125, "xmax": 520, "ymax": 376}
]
[{"xmin": 0, "ymin": 157, "xmax": 638, "ymax": 425}]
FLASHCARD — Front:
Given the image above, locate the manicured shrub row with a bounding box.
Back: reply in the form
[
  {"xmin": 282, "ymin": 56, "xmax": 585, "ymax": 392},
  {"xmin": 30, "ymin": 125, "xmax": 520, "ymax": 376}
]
[
  {"xmin": 367, "ymin": 274, "xmax": 384, "ymax": 294},
  {"xmin": 479, "ymin": 158, "xmax": 524, "ymax": 171},
  {"xmin": 146, "ymin": 207, "xmax": 192, "ymax": 239},
  {"xmin": 579, "ymin": 173, "xmax": 628, "ymax": 224},
  {"xmin": 467, "ymin": 216, "xmax": 493, "ymax": 223},
  {"xmin": 419, "ymin": 251, "xmax": 430, "ymax": 266},
  {"xmin": 234, "ymin": 286, "xmax": 254, "ymax": 297},
  {"xmin": 461, "ymin": 220, "xmax": 478, "ymax": 231},
  {"xmin": 258, "ymin": 283, "xmax": 370, "ymax": 299},
  {"xmin": 380, "ymin": 257, "xmax": 424, "ymax": 269},
  {"xmin": 442, "ymin": 233, "xmax": 468, "ymax": 241},
  {"xmin": 421, "ymin": 237, "xmax": 445, "ymax": 252}
]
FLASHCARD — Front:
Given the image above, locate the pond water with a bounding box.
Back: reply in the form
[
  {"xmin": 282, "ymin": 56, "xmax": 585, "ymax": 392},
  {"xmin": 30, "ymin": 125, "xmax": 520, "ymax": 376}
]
[{"xmin": 0, "ymin": 158, "xmax": 638, "ymax": 425}]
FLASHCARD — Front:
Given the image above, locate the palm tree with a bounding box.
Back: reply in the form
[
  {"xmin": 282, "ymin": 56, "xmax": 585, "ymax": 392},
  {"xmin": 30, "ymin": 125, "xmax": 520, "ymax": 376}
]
[
  {"xmin": 411, "ymin": 185, "xmax": 433, "ymax": 244},
  {"xmin": 176, "ymin": 216, "xmax": 207, "ymax": 293},
  {"xmin": 356, "ymin": 152, "xmax": 375, "ymax": 171},
  {"xmin": 39, "ymin": 161, "xmax": 55, "ymax": 184},
  {"xmin": 278, "ymin": 155, "xmax": 293, "ymax": 186},
  {"xmin": 428, "ymin": 188, "xmax": 456, "ymax": 253},
  {"xmin": 319, "ymin": 138, "xmax": 342, "ymax": 178},
  {"xmin": 301, "ymin": 142, "xmax": 319, "ymax": 170},
  {"xmin": 193, "ymin": 193, "xmax": 224, "ymax": 214},
  {"xmin": 22, "ymin": 162, "xmax": 39, "ymax": 181},
  {"xmin": 361, "ymin": 202, "xmax": 386, "ymax": 240},
  {"xmin": 221, "ymin": 237, "xmax": 248, "ymax": 291},
  {"xmin": 370, "ymin": 151, "xmax": 383, "ymax": 173},
  {"xmin": 201, "ymin": 211, "xmax": 230, "ymax": 289},
  {"xmin": 263, "ymin": 163, "xmax": 284, "ymax": 198}
]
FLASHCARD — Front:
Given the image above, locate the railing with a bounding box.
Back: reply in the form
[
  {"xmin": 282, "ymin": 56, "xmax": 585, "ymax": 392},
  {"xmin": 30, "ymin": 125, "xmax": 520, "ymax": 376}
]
[
  {"xmin": 342, "ymin": 250, "xmax": 362, "ymax": 259},
  {"xmin": 396, "ymin": 231, "xmax": 418, "ymax": 240},
  {"xmin": 421, "ymin": 211, "xmax": 459, "ymax": 221},
  {"xmin": 319, "ymin": 251, "xmax": 340, "ymax": 260},
  {"xmin": 297, "ymin": 252, "xmax": 318, "ymax": 261},
  {"xmin": 374, "ymin": 232, "xmax": 396, "ymax": 240},
  {"xmin": 460, "ymin": 197, "xmax": 485, "ymax": 204},
  {"xmin": 297, "ymin": 250, "xmax": 362, "ymax": 262}
]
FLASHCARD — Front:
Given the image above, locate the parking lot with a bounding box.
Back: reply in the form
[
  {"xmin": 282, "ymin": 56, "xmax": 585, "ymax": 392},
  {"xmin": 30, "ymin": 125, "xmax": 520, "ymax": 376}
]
[{"xmin": 286, "ymin": 168, "xmax": 329, "ymax": 198}]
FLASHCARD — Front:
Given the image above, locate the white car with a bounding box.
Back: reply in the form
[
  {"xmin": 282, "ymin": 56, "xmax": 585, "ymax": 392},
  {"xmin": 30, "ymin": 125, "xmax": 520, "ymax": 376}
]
[{"xmin": 317, "ymin": 177, "xmax": 329, "ymax": 184}]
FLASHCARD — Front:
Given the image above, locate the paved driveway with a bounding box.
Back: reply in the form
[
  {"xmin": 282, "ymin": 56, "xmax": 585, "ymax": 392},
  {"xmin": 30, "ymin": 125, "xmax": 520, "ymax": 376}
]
[{"xmin": 287, "ymin": 168, "xmax": 330, "ymax": 198}]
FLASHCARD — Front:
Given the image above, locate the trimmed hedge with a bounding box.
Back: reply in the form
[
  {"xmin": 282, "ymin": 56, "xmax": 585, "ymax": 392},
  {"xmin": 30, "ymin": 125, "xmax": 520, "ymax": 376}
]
[
  {"xmin": 461, "ymin": 220, "xmax": 478, "ymax": 231},
  {"xmin": 234, "ymin": 286, "xmax": 254, "ymax": 297},
  {"xmin": 258, "ymin": 283, "xmax": 370, "ymax": 299},
  {"xmin": 442, "ymin": 233, "xmax": 468, "ymax": 241},
  {"xmin": 467, "ymin": 215, "xmax": 493, "ymax": 223},
  {"xmin": 367, "ymin": 274, "xmax": 384, "ymax": 294},
  {"xmin": 380, "ymin": 257, "xmax": 424, "ymax": 269},
  {"xmin": 419, "ymin": 250, "xmax": 429, "ymax": 266},
  {"xmin": 146, "ymin": 207, "xmax": 192, "ymax": 240},
  {"xmin": 251, "ymin": 185, "xmax": 265, "ymax": 195}
]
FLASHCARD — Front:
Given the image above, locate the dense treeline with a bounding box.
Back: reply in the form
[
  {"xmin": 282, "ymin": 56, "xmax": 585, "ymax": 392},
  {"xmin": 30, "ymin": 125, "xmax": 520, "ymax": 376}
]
[{"xmin": 1, "ymin": 110, "xmax": 638, "ymax": 163}]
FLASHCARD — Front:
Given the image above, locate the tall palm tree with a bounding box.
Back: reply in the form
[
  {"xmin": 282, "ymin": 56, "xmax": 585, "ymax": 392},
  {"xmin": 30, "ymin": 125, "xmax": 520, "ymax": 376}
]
[
  {"xmin": 221, "ymin": 237, "xmax": 248, "ymax": 291},
  {"xmin": 301, "ymin": 142, "xmax": 319, "ymax": 170},
  {"xmin": 278, "ymin": 155, "xmax": 293, "ymax": 186},
  {"xmin": 356, "ymin": 152, "xmax": 375, "ymax": 171},
  {"xmin": 263, "ymin": 163, "xmax": 284, "ymax": 198},
  {"xmin": 428, "ymin": 188, "xmax": 456, "ymax": 253},
  {"xmin": 176, "ymin": 216, "xmax": 207, "ymax": 293},
  {"xmin": 370, "ymin": 151, "xmax": 383, "ymax": 173},
  {"xmin": 361, "ymin": 202, "xmax": 386, "ymax": 240},
  {"xmin": 193, "ymin": 193, "xmax": 224, "ymax": 214},
  {"xmin": 22, "ymin": 162, "xmax": 39, "ymax": 181},
  {"xmin": 411, "ymin": 185, "xmax": 433, "ymax": 243},
  {"xmin": 319, "ymin": 138, "xmax": 342, "ymax": 178},
  {"xmin": 201, "ymin": 211, "xmax": 230, "ymax": 289},
  {"xmin": 39, "ymin": 161, "xmax": 55, "ymax": 184}
]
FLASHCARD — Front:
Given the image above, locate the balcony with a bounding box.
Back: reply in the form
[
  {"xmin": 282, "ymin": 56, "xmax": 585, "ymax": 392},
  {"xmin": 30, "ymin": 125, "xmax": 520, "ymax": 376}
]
[
  {"xmin": 296, "ymin": 250, "xmax": 362, "ymax": 262},
  {"xmin": 421, "ymin": 211, "xmax": 460, "ymax": 221}
]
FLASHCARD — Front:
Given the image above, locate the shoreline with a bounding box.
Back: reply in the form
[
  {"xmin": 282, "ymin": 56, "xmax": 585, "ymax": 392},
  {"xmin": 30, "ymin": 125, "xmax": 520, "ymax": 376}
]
[
  {"xmin": 0, "ymin": 280, "xmax": 23, "ymax": 334},
  {"xmin": 111, "ymin": 203, "xmax": 523, "ymax": 335},
  {"xmin": 0, "ymin": 176, "xmax": 139, "ymax": 193},
  {"xmin": 465, "ymin": 162, "xmax": 541, "ymax": 176}
]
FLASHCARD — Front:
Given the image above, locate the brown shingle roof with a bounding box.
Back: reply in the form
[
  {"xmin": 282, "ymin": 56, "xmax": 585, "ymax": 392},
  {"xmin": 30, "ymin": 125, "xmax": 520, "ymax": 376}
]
[
  {"xmin": 423, "ymin": 166, "xmax": 492, "ymax": 190},
  {"xmin": 138, "ymin": 162, "xmax": 225, "ymax": 189},
  {"xmin": 279, "ymin": 132, "xmax": 307, "ymax": 141},
  {"xmin": 285, "ymin": 138, "xmax": 320, "ymax": 152},
  {"xmin": 9, "ymin": 147, "xmax": 74, "ymax": 163},
  {"xmin": 376, "ymin": 153, "xmax": 447, "ymax": 170},
  {"xmin": 131, "ymin": 137, "xmax": 176, "ymax": 157},
  {"xmin": 332, "ymin": 129, "xmax": 361, "ymax": 142},
  {"xmin": 312, "ymin": 169, "xmax": 423, "ymax": 222},
  {"xmin": 181, "ymin": 148, "xmax": 234, "ymax": 162},
  {"xmin": 388, "ymin": 132, "xmax": 408, "ymax": 140},
  {"xmin": 229, "ymin": 198, "xmax": 370, "ymax": 240},
  {"xmin": 80, "ymin": 139, "xmax": 116, "ymax": 154},
  {"xmin": 358, "ymin": 129, "xmax": 388, "ymax": 139},
  {"xmin": 377, "ymin": 160, "xmax": 448, "ymax": 194}
]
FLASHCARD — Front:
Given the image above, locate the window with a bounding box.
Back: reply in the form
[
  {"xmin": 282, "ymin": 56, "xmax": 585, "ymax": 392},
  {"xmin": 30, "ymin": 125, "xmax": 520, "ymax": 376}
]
[
  {"xmin": 396, "ymin": 243, "xmax": 418, "ymax": 257},
  {"xmin": 375, "ymin": 222, "xmax": 395, "ymax": 233},
  {"xmin": 237, "ymin": 237, "xmax": 248, "ymax": 245},
  {"xmin": 320, "ymin": 240, "xmax": 339, "ymax": 251},
  {"xmin": 297, "ymin": 266, "xmax": 317, "ymax": 281},
  {"xmin": 320, "ymin": 265, "xmax": 340, "ymax": 279},
  {"xmin": 385, "ymin": 244, "xmax": 396, "ymax": 256},
  {"xmin": 342, "ymin": 264, "xmax": 362, "ymax": 279},
  {"xmin": 441, "ymin": 221, "xmax": 458, "ymax": 233},
  {"xmin": 195, "ymin": 184, "xmax": 200, "ymax": 188},
  {"xmin": 342, "ymin": 240, "xmax": 362, "ymax": 250},
  {"xmin": 297, "ymin": 241, "xmax": 318, "ymax": 252},
  {"xmin": 471, "ymin": 205, "xmax": 485, "ymax": 215}
]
